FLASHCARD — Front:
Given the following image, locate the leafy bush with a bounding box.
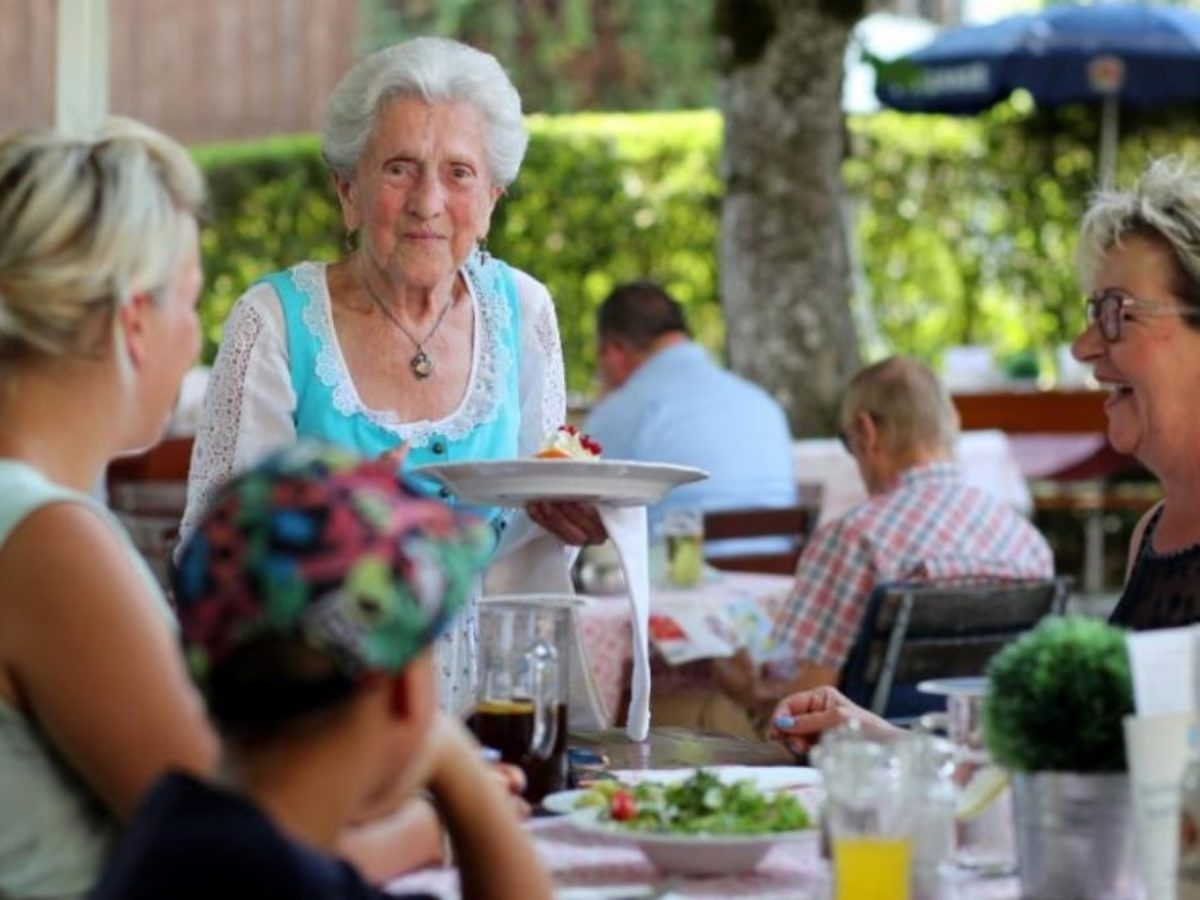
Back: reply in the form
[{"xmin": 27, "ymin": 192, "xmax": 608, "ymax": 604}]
[
  {"xmin": 191, "ymin": 112, "xmax": 723, "ymax": 395},
  {"xmin": 190, "ymin": 103, "xmax": 1200, "ymax": 402},
  {"xmin": 982, "ymin": 617, "xmax": 1132, "ymax": 773}
]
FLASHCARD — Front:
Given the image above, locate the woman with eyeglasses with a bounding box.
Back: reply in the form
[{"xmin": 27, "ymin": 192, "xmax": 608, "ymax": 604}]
[
  {"xmin": 762, "ymin": 159, "xmax": 1200, "ymax": 759},
  {"xmin": 1071, "ymin": 157, "xmax": 1200, "ymax": 629}
]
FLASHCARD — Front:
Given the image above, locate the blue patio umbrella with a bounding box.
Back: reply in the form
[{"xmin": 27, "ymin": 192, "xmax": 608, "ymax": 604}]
[{"xmin": 875, "ymin": 3, "xmax": 1200, "ymax": 185}]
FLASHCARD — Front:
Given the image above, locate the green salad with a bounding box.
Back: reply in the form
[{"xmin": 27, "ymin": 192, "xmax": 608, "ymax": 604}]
[{"xmin": 574, "ymin": 769, "xmax": 811, "ymax": 836}]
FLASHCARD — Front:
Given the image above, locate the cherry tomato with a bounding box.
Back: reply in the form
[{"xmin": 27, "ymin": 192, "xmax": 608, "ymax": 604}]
[{"xmin": 610, "ymin": 789, "xmax": 637, "ymax": 821}]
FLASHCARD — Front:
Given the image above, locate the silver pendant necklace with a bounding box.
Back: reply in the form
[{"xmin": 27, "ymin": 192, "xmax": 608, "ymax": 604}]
[{"xmin": 361, "ymin": 275, "xmax": 455, "ymax": 380}]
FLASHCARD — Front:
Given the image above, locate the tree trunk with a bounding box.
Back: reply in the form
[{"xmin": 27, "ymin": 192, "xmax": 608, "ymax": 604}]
[{"xmin": 716, "ymin": 0, "xmax": 864, "ymax": 437}]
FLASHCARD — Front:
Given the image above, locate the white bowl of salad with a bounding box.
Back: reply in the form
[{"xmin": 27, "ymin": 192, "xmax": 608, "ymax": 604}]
[{"xmin": 559, "ymin": 770, "xmax": 816, "ymax": 876}]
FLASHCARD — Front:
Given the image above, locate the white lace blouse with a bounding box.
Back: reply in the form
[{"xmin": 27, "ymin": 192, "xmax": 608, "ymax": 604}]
[{"xmin": 181, "ymin": 260, "xmax": 567, "ymax": 544}]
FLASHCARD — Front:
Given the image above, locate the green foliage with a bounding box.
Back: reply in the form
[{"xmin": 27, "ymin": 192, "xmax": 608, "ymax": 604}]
[
  {"xmin": 982, "ymin": 617, "xmax": 1133, "ymax": 773},
  {"xmin": 190, "ymin": 102, "xmax": 1200, "ymax": 399},
  {"xmin": 492, "ymin": 112, "xmax": 722, "ymax": 392},
  {"xmin": 361, "ymin": 0, "xmax": 719, "ymax": 113},
  {"xmin": 192, "ymin": 135, "xmax": 343, "ymax": 356},
  {"xmin": 190, "ymin": 113, "xmax": 723, "ymax": 395}
]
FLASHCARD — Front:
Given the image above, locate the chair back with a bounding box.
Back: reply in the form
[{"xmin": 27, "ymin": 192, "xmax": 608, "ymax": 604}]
[
  {"xmin": 840, "ymin": 576, "xmax": 1070, "ymax": 719},
  {"xmin": 105, "ymin": 436, "xmax": 194, "ymax": 589},
  {"xmin": 702, "ymin": 505, "xmax": 812, "ymax": 575}
]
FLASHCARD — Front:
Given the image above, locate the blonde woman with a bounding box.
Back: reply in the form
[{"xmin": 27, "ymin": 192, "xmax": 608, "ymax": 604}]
[{"xmin": 0, "ymin": 119, "xmax": 219, "ymax": 898}]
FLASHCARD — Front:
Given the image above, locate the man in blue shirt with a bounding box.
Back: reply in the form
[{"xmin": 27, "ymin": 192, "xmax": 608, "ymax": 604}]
[{"xmin": 584, "ymin": 281, "xmax": 797, "ymax": 533}]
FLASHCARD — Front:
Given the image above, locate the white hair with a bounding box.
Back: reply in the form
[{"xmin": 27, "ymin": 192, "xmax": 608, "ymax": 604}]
[
  {"xmin": 1079, "ymin": 157, "xmax": 1200, "ymax": 312},
  {"xmin": 322, "ymin": 37, "xmax": 529, "ymax": 187},
  {"xmin": 0, "ymin": 116, "xmax": 204, "ymax": 365}
]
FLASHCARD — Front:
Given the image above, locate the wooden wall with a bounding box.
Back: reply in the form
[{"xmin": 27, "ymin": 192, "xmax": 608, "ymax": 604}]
[{"xmin": 0, "ymin": 0, "xmax": 359, "ymax": 142}]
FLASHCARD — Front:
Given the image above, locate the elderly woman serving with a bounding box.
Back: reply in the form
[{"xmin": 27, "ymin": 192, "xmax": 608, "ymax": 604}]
[{"xmin": 183, "ymin": 37, "xmax": 603, "ymax": 714}]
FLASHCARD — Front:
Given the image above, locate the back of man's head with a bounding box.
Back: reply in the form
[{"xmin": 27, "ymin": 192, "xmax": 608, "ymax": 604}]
[
  {"xmin": 597, "ymin": 281, "xmax": 690, "ymax": 350},
  {"xmin": 842, "ymin": 356, "xmax": 960, "ymax": 460}
]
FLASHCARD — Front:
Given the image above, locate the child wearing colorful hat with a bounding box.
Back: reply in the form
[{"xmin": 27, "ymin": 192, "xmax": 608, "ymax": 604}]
[{"xmin": 90, "ymin": 443, "xmax": 552, "ymax": 899}]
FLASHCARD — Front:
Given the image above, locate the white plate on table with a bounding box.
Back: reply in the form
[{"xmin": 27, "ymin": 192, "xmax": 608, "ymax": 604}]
[
  {"xmin": 415, "ymin": 459, "xmax": 708, "ymax": 507},
  {"xmin": 560, "ymin": 811, "xmax": 815, "ymax": 877}
]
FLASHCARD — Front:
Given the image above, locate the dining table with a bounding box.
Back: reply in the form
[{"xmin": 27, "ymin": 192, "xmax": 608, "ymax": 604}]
[
  {"xmin": 577, "ymin": 570, "xmax": 795, "ymax": 728},
  {"xmin": 383, "ymin": 728, "xmax": 1023, "ymax": 899}
]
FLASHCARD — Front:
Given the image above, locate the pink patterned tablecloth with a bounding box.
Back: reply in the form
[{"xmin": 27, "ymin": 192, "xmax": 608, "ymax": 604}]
[
  {"xmin": 579, "ymin": 572, "xmax": 794, "ymax": 725},
  {"xmin": 385, "ymin": 816, "xmax": 1021, "ymax": 899}
]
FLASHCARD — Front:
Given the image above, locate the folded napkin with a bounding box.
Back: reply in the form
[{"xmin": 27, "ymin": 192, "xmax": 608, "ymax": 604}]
[
  {"xmin": 595, "ymin": 505, "xmax": 651, "ymax": 741},
  {"xmin": 484, "ymin": 507, "xmax": 651, "ymax": 741}
]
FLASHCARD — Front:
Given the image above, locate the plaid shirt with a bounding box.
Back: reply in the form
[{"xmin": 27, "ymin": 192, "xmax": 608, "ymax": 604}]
[{"xmin": 772, "ymin": 461, "xmax": 1054, "ymax": 670}]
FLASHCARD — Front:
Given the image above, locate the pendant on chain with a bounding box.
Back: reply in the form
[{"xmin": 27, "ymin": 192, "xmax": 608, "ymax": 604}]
[{"xmin": 410, "ymin": 348, "xmax": 433, "ymax": 379}]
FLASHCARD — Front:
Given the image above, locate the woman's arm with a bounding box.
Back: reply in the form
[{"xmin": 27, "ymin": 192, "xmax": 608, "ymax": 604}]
[
  {"xmin": 514, "ymin": 272, "xmax": 566, "ymax": 455},
  {"xmin": 0, "ymin": 504, "xmax": 218, "ymax": 819},
  {"xmin": 512, "ymin": 275, "xmax": 605, "ymax": 543},
  {"xmin": 179, "ymin": 288, "xmax": 297, "ymax": 544}
]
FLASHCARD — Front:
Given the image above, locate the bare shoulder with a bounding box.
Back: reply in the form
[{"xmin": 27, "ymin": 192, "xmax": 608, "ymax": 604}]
[{"xmin": 0, "ymin": 500, "xmax": 166, "ymax": 649}]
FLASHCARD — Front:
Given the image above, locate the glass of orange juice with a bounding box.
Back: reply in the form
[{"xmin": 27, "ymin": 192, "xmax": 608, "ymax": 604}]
[{"xmin": 814, "ymin": 727, "xmax": 917, "ymax": 900}]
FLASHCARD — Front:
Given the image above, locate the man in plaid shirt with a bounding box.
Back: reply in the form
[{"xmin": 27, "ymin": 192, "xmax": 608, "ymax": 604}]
[{"xmin": 717, "ymin": 356, "xmax": 1053, "ymax": 715}]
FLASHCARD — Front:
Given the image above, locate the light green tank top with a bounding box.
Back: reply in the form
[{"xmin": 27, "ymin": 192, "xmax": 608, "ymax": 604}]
[{"xmin": 0, "ymin": 460, "xmax": 172, "ymax": 900}]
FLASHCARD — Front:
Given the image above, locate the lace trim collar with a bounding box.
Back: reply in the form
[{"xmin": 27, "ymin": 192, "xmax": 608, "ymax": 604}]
[{"xmin": 292, "ymin": 253, "xmax": 514, "ymax": 449}]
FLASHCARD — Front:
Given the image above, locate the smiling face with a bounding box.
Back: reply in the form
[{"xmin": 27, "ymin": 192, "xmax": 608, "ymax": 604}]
[
  {"xmin": 336, "ymin": 96, "xmax": 502, "ymax": 292},
  {"xmin": 1071, "ymin": 234, "xmax": 1200, "ymax": 475}
]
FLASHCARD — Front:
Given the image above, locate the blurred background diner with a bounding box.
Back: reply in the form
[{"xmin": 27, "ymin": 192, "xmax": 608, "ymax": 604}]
[{"xmin": 583, "ymin": 280, "xmax": 797, "ymax": 546}]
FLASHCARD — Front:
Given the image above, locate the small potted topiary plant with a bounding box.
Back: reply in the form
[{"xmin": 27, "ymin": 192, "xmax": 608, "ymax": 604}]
[{"xmin": 982, "ymin": 616, "xmax": 1136, "ymax": 899}]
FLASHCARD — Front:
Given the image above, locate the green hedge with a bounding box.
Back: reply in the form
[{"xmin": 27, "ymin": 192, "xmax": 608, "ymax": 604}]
[
  {"xmin": 193, "ymin": 112, "xmax": 721, "ymax": 395},
  {"xmin": 192, "ymin": 105, "xmax": 1200, "ymax": 394}
]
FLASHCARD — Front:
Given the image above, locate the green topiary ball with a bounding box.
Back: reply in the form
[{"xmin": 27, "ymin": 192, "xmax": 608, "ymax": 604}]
[{"xmin": 982, "ymin": 617, "xmax": 1133, "ymax": 773}]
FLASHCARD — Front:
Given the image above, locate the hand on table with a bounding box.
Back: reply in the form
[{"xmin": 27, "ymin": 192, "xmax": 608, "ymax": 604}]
[
  {"xmin": 767, "ymin": 685, "xmax": 899, "ymax": 758},
  {"xmin": 527, "ymin": 500, "xmax": 607, "ymax": 546}
]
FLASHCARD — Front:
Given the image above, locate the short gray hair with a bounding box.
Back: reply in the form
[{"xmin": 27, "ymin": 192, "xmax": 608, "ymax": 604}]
[
  {"xmin": 322, "ymin": 37, "xmax": 529, "ymax": 187},
  {"xmin": 0, "ymin": 117, "xmax": 204, "ymax": 365},
  {"xmin": 842, "ymin": 356, "xmax": 959, "ymax": 457},
  {"xmin": 1079, "ymin": 157, "xmax": 1200, "ymax": 319}
]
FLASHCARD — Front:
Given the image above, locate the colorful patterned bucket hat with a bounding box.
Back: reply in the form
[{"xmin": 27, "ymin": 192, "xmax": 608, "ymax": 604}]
[{"xmin": 172, "ymin": 442, "xmax": 495, "ymax": 688}]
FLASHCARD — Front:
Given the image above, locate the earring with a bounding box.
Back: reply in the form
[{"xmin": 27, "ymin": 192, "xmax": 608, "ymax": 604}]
[
  {"xmin": 476, "ymin": 236, "xmax": 491, "ymax": 265},
  {"xmin": 344, "ymin": 230, "xmax": 358, "ymax": 253}
]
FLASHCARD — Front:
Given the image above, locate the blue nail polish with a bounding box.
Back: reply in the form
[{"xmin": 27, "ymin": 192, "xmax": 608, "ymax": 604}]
[{"xmin": 774, "ymin": 715, "xmax": 796, "ymax": 730}]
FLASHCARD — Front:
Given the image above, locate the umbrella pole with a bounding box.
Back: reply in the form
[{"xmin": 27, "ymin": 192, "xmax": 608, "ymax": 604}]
[{"xmin": 1099, "ymin": 95, "xmax": 1118, "ymax": 189}]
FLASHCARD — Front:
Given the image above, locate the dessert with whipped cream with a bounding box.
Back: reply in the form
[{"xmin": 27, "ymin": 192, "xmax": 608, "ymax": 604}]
[{"xmin": 535, "ymin": 425, "xmax": 602, "ymax": 460}]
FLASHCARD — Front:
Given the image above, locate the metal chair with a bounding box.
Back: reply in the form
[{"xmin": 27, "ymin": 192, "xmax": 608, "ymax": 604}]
[
  {"xmin": 702, "ymin": 505, "xmax": 813, "ymax": 575},
  {"xmin": 839, "ymin": 576, "xmax": 1071, "ymax": 720}
]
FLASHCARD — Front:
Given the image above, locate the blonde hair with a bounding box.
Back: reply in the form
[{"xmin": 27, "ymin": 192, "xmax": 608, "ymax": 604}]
[
  {"xmin": 0, "ymin": 117, "xmax": 205, "ymax": 366},
  {"xmin": 842, "ymin": 356, "xmax": 959, "ymax": 457},
  {"xmin": 1078, "ymin": 157, "xmax": 1200, "ymax": 317}
]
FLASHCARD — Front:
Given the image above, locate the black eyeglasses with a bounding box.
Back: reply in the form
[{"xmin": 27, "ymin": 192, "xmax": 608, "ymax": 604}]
[{"xmin": 1086, "ymin": 290, "xmax": 1200, "ymax": 343}]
